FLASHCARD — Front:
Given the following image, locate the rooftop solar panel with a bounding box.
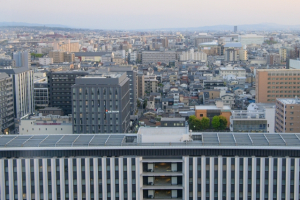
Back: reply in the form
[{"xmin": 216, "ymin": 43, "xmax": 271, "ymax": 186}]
[
  {"xmin": 234, "ymin": 134, "xmax": 252, "ymax": 145},
  {"xmin": 89, "ymin": 135, "xmax": 110, "ymax": 146},
  {"xmin": 22, "ymin": 135, "xmax": 48, "ymax": 147},
  {"xmin": 265, "ymin": 134, "xmax": 285, "ymax": 146},
  {"xmin": 106, "ymin": 135, "xmax": 125, "ymax": 145},
  {"xmin": 0, "ymin": 136, "xmax": 17, "ymax": 147},
  {"xmin": 39, "ymin": 135, "xmax": 64, "ymax": 147},
  {"xmin": 218, "ymin": 133, "xmax": 236, "ymax": 145},
  {"xmin": 6, "ymin": 136, "xmax": 32, "ymax": 147},
  {"xmin": 56, "ymin": 135, "xmax": 78, "ymax": 147},
  {"xmin": 73, "ymin": 135, "xmax": 95, "ymax": 146},
  {"xmin": 281, "ymin": 134, "xmax": 300, "ymax": 146},
  {"xmin": 249, "ymin": 134, "xmax": 269, "ymax": 146}
]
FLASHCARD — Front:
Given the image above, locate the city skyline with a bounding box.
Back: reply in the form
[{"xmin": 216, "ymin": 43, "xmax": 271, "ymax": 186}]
[{"xmin": 1, "ymin": 0, "xmax": 300, "ymax": 29}]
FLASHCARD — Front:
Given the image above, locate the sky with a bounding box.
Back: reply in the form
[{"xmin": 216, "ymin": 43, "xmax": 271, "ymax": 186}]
[{"xmin": 1, "ymin": 0, "xmax": 300, "ymax": 30}]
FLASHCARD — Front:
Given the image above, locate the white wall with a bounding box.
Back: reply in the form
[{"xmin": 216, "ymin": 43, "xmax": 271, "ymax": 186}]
[
  {"xmin": 19, "ymin": 120, "xmax": 72, "ymax": 135},
  {"xmin": 265, "ymin": 107, "xmax": 275, "ymax": 133}
]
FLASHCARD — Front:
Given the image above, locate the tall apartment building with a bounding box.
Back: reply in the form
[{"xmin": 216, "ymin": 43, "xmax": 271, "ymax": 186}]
[
  {"xmin": 239, "ymin": 49, "xmax": 248, "ymax": 61},
  {"xmin": 34, "ymin": 80, "xmax": 49, "ymax": 109},
  {"xmin": 224, "ymin": 48, "xmax": 238, "ymax": 62},
  {"xmin": 72, "ymin": 73, "xmax": 130, "ymax": 133},
  {"xmin": 0, "ymin": 67, "xmax": 34, "ymax": 119},
  {"xmin": 279, "ymin": 47, "xmax": 287, "ymax": 62},
  {"xmin": 1, "ymin": 128, "xmax": 300, "ymax": 200},
  {"xmin": 142, "ymin": 51, "xmax": 176, "ymax": 64},
  {"xmin": 0, "ymin": 73, "xmax": 14, "ymax": 134},
  {"xmin": 47, "ymin": 71, "xmax": 88, "ymax": 115},
  {"xmin": 110, "ymin": 67, "xmax": 137, "ymax": 114},
  {"xmin": 137, "ymin": 72, "xmax": 145, "ymax": 98},
  {"xmin": 49, "ymin": 51, "xmax": 75, "ymax": 63},
  {"xmin": 144, "ymin": 77, "xmax": 158, "ymax": 94},
  {"xmin": 234, "ymin": 25, "xmax": 237, "ymax": 33},
  {"xmin": 255, "ymin": 69, "xmax": 300, "ymax": 103},
  {"xmin": 275, "ymin": 98, "xmax": 300, "ymax": 133},
  {"xmin": 13, "ymin": 50, "xmax": 30, "ymax": 68}
]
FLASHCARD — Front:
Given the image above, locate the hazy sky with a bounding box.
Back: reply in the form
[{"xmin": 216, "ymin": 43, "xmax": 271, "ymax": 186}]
[{"xmin": 1, "ymin": 0, "xmax": 300, "ymax": 29}]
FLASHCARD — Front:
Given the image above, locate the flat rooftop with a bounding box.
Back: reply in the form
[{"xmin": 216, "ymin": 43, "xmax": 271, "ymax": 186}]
[
  {"xmin": 1, "ymin": 130, "xmax": 300, "ymax": 149},
  {"xmin": 195, "ymin": 105, "xmax": 231, "ymax": 110},
  {"xmin": 277, "ymin": 98, "xmax": 300, "ymax": 105}
]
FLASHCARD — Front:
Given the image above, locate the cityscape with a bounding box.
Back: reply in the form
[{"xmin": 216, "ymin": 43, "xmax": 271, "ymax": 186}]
[{"xmin": 1, "ymin": 1, "xmax": 300, "ymax": 199}]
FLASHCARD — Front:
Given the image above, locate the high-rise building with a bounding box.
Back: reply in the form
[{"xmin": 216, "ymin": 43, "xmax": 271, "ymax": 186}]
[
  {"xmin": 275, "ymin": 98, "xmax": 300, "ymax": 133},
  {"xmin": 0, "ymin": 73, "xmax": 14, "ymax": 134},
  {"xmin": 266, "ymin": 53, "xmax": 280, "ymax": 65},
  {"xmin": 0, "ymin": 67, "xmax": 34, "ymax": 119},
  {"xmin": 110, "ymin": 67, "xmax": 137, "ymax": 114},
  {"xmin": 279, "ymin": 47, "xmax": 287, "ymax": 63},
  {"xmin": 54, "ymin": 40, "xmax": 80, "ymax": 52},
  {"xmin": 224, "ymin": 48, "xmax": 238, "ymax": 62},
  {"xmin": 255, "ymin": 69, "xmax": 300, "ymax": 103},
  {"xmin": 1, "ymin": 129, "xmax": 300, "ymax": 200},
  {"xmin": 72, "ymin": 73, "xmax": 130, "ymax": 133},
  {"xmin": 137, "ymin": 72, "xmax": 145, "ymax": 99},
  {"xmin": 47, "ymin": 71, "xmax": 88, "ymax": 115},
  {"xmin": 234, "ymin": 26, "xmax": 237, "ymax": 33},
  {"xmin": 239, "ymin": 49, "xmax": 248, "ymax": 61},
  {"xmin": 13, "ymin": 50, "xmax": 30, "ymax": 68},
  {"xmin": 34, "ymin": 80, "xmax": 49, "ymax": 109}
]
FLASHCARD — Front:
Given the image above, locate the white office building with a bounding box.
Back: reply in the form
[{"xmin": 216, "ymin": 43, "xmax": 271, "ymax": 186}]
[
  {"xmin": 13, "ymin": 50, "xmax": 31, "ymax": 68},
  {"xmin": 238, "ymin": 34, "xmax": 265, "ymax": 46},
  {"xmin": 0, "ymin": 127, "xmax": 300, "ymax": 200}
]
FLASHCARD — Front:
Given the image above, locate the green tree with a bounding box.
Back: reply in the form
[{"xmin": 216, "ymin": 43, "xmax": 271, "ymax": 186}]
[
  {"xmin": 143, "ymin": 99, "xmax": 147, "ymax": 109},
  {"xmin": 219, "ymin": 115, "xmax": 228, "ymax": 130},
  {"xmin": 137, "ymin": 99, "xmax": 141, "ymax": 108},
  {"xmin": 212, "ymin": 116, "xmax": 220, "ymax": 130},
  {"xmin": 188, "ymin": 115, "xmax": 201, "ymax": 131},
  {"xmin": 200, "ymin": 117, "xmax": 210, "ymax": 130}
]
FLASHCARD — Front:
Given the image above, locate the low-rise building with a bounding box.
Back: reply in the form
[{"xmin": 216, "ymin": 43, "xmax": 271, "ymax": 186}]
[{"xmin": 19, "ymin": 114, "xmax": 72, "ymax": 135}]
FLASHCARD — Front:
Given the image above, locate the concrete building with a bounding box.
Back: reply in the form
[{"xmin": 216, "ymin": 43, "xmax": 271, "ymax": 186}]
[
  {"xmin": 144, "ymin": 77, "xmax": 158, "ymax": 94},
  {"xmin": 152, "ymin": 38, "xmax": 169, "ymax": 48},
  {"xmin": 219, "ymin": 65, "xmax": 246, "ymax": 78},
  {"xmin": 266, "ymin": 53, "xmax": 280, "ymax": 65},
  {"xmin": 19, "ymin": 114, "xmax": 72, "ymax": 135},
  {"xmin": 34, "ymin": 79, "xmax": 48, "ymax": 109},
  {"xmin": 239, "ymin": 49, "xmax": 248, "ymax": 61},
  {"xmin": 38, "ymin": 57, "xmax": 53, "ymax": 65},
  {"xmin": 255, "ymin": 69, "xmax": 300, "ymax": 103},
  {"xmin": 289, "ymin": 59, "xmax": 300, "ymax": 69},
  {"xmin": 179, "ymin": 49, "xmax": 207, "ymax": 62},
  {"xmin": 203, "ymin": 80, "xmax": 225, "ymax": 90},
  {"xmin": 194, "ymin": 36, "xmax": 214, "ymax": 47},
  {"xmin": 142, "ymin": 51, "xmax": 176, "ymax": 64},
  {"xmin": 2, "ymin": 129, "xmax": 300, "ymax": 200},
  {"xmin": 224, "ymin": 48, "xmax": 238, "ymax": 62},
  {"xmin": 0, "ymin": 67, "xmax": 34, "ymax": 119},
  {"xmin": 0, "ymin": 59, "xmax": 15, "ymax": 67},
  {"xmin": 279, "ymin": 47, "xmax": 287, "ymax": 63},
  {"xmin": 234, "ymin": 25, "xmax": 237, "ymax": 33},
  {"xmin": 238, "ymin": 34, "xmax": 264, "ymax": 46},
  {"xmin": 74, "ymin": 52, "xmax": 112, "ymax": 62},
  {"xmin": 47, "ymin": 71, "xmax": 89, "ymax": 115},
  {"xmin": 0, "ymin": 73, "xmax": 14, "ymax": 134},
  {"xmin": 137, "ymin": 73, "xmax": 145, "ymax": 98},
  {"xmin": 72, "ymin": 73, "xmax": 130, "ymax": 133},
  {"xmin": 49, "ymin": 51, "xmax": 75, "ymax": 63},
  {"xmin": 110, "ymin": 67, "xmax": 137, "ymax": 114},
  {"xmin": 13, "ymin": 50, "xmax": 30, "ymax": 68},
  {"xmin": 54, "ymin": 40, "xmax": 80, "ymax": 52},
  {"xmin": 275, "ymin": 98, "xmax": 300, "ymax": 133}
]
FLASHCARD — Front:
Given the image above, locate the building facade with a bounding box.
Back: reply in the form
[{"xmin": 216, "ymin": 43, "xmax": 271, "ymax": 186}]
[
  {"xmin": 137, "ymin": 73, "xmax": 145, "ymax": 99},
  {"xmin": 34, "ymin": 81, "xmax": 49, "ymax": 108},
  {"xmin": 47, "ymin": 71, "xmax": 89, "ymax": 115},
  {"xmin": 13, "ymin": 50, "xmax": 30, "ymax": 68},
  {"xmin": 38, "ymin": 58, "xmax": 53, "ymax": 65},
  {"xmin": 275, "ymin": 98, "xmax": 300, "ymax": 133},
  {"xmin": 72, "ymin": 73, "xmax": 130, "ymax": 133},
  {"xmin": 142, "ymin": 51, "xmax": 176, "ymax": 64},
  {"xmin": 0, "ymin": 73, "xmax": 14, "ymax": 134},
  {"xmin": 1, "ymin": 130, "xmax": 300, "ymax": 200},
  {"xmin": 255, "ymin": 69, "xmax": 300, "ymax": 103},
  {"xmin": 0, "ymin": 67, "xmax": 34, "ymax": 119}
]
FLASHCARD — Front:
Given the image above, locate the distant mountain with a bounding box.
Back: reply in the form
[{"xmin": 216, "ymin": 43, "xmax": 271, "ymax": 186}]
[
  {"xmin": 145, "ymin": 23, "xmax": 300, "ymax": 31},
  {"xmin": 0, "ymin": 22, "xmax": 68, "ymax": 28}
]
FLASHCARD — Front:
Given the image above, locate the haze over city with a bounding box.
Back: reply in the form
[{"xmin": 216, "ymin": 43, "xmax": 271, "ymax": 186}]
[{"xmin": 1, "ymin": 0, "xmax": 300, "ymax": 29}]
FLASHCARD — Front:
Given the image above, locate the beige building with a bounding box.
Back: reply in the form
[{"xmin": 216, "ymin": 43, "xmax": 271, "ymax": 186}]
[
  {"xmin": 275, "ymin": 98, "xmax": 300, "ymax": 133},
  {"xmin": 144, "ymin": 78, "xmax": 158, "ymax": 94},
  {"xmin": 239, "ymin": 49, "xmax": 248, "ymax": 61},
  {"xmin": 279, "ymin": 47, "xmax": 287, "ymax": 63},
  {"xmin": 54, "ymin": 40, "xmax": 80, "ymax": 52},
  {"xmin": 142, "ymin": 51, "xmax": 176, "ymax": 64},
  {"xmin": 49, "ymin": 51, "xmax": 75, "ymax": 63},
  {"xmin": 255, "ymin": 69, "xmax": 300, "ymax": 103}
]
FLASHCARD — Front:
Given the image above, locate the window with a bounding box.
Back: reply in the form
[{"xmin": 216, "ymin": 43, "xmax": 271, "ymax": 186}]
[{"xmin": 200, "ymin": 114, "xmax": 203, "ymax": 117}]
